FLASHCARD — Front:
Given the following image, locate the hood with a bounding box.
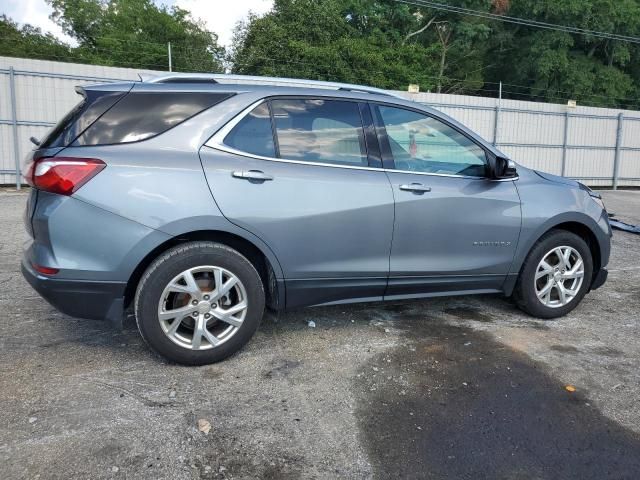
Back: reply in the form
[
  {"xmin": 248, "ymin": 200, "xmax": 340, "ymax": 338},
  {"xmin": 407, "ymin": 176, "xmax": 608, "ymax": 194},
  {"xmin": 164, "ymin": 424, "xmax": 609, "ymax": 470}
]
[{"xmin": 533, "ymin": 170, "xmax": 579, "ymax": 188}]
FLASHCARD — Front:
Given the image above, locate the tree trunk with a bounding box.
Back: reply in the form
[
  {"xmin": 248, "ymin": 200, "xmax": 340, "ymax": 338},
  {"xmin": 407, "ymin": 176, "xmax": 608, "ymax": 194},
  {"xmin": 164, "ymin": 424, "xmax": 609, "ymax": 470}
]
[
  {"xmin": 435, "ymin": 24, "xmax": 451, "ymax": 94},
  {"xmin": 437, "ymin": 46, "xmax": 447, "ymax": 93}
]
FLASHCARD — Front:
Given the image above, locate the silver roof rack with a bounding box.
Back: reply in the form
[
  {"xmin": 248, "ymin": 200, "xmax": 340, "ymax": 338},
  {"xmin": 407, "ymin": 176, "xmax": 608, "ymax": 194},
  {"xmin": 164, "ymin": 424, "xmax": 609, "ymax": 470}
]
[{"xmin": 145, "ymin": 73, "xmax": 396, "ymax": 97}]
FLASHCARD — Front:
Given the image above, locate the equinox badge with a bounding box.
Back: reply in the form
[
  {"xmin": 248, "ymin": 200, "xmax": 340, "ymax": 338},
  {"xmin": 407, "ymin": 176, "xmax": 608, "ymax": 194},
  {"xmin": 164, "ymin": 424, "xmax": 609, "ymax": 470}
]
[{"xmin": 473, "ymin": 241, "xmax": 512, "ymax": 247}]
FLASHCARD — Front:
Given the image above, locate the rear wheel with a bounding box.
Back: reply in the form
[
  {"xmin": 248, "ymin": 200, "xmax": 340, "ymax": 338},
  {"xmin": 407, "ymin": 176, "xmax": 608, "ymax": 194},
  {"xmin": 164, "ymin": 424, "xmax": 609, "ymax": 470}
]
[
  {"xmin": 135, "ymin": 242, "xmax": 265, "ymax": 365},
  {"xmin": 514, "ymin": 230, "xmax": 593, "ymax": 319}
]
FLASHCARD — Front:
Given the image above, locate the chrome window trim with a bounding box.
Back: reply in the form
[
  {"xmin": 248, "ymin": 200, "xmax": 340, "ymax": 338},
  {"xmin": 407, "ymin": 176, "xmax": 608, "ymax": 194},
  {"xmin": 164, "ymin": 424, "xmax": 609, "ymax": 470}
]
[{"xmin": 204, "ymin": 99, "xmax": 517, "ymax": 182}]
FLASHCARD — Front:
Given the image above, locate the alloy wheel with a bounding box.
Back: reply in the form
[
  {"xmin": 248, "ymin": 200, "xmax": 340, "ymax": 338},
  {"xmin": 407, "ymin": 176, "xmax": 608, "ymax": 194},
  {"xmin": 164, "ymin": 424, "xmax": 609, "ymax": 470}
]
[
  {"xmin": 534, "ymin": 246, "xmax": 585, "ymax": 308},
  {"xmin": 157, "ymin": 266, "xmax": 248, "ymax": 350}
]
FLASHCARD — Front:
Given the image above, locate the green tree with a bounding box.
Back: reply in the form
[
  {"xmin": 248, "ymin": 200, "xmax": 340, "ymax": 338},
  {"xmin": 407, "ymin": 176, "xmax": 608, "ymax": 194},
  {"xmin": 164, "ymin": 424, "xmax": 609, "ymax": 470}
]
[
  {"xmin": 4, "ymin": 0, "xmax": 640, "ymax": 108},
  {"xmin": 484, "ymin": 0, "xmax": 640, "ymax": 107},
  {"xmin": 1, "ymin": 1, "xmax": 224, "ymax": 72},
  {"xmin": 44, "ymin": 0, "xmax": 224, "ymax": 72},
  {"xmin": 231, "ymin": 0, "xmax": 443, "ymax": 90},
  {"xmin": 232, "ymin": 0, "xmax": 640, "ymax": 108},
  {"xmin": 231, "ymin": 0, "xmax": 495, "ymax": 93},
  {"xmin": 397, "ymin": 2, "xmax": 492, "ymax": 94},
  {"xmin": 0, "ymin": 14, "xmax": 74, "ymax": 61},
  {"xmin": 47, "ymin": 0, "xmax": 224, "ymax": 72}
]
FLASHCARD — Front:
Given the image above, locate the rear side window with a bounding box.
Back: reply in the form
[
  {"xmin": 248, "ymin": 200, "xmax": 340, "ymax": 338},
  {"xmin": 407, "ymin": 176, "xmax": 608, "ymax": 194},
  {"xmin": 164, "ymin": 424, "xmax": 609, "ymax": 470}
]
[
  {"xmin": 40, "ymin": 90, "xmax": 126, "ymax": 148},
  {"xmin": 271, "ymin": 99, "xmax": 367, "ymax": 166},
  {"xmin": 224, "ymin": 102, "xmax": 275, "ymax": 157},
  {"xmin": 73, "ymin": 92, "xmax": 232, "ymax": 146}
]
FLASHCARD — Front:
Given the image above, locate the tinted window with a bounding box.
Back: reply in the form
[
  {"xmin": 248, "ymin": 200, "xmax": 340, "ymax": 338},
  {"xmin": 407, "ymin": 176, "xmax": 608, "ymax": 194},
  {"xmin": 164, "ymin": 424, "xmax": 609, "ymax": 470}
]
[
  {"xmin": 224, "ymin": 102, "xmax": 275, "ymax": 157},
  {"xmin": 41, "ymin": 90, "xmax": 126, "ymax": 148},
  {"xmin": 73, "ymin": 92, "xmax": 232, "ymax": 146},
  {"xmin": 271, "ymin": 99, "xmax": 367, "ymax": 166},
  {"xmin": 377, "ymin": 105, "xmax": 487, "ymax": 177}
]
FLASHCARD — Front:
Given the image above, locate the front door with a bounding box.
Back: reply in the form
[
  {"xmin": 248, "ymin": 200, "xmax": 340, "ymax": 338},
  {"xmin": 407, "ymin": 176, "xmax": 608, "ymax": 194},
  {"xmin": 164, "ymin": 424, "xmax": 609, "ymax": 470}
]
[
  {"xmin": 371, "ymin": 103, "xmax": 521, "ymax": 298},
  {"xmin": 200, "ymin": 98, "xmax": 395, "ymax": 307}
]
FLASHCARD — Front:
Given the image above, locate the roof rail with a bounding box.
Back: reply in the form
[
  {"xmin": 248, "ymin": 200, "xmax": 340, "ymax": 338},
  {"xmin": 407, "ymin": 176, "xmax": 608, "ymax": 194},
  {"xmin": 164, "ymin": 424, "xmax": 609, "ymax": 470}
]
[{"xmin": 145, "ymin": 73, "xmax": 396, "ymax": 97}]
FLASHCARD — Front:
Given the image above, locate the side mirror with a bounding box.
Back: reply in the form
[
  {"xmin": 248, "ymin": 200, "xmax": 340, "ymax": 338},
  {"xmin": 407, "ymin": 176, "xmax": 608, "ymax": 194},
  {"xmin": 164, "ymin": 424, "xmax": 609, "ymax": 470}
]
[{"xmin": 493, "ymin": 156, "xmax": 517, "ymax": 179}]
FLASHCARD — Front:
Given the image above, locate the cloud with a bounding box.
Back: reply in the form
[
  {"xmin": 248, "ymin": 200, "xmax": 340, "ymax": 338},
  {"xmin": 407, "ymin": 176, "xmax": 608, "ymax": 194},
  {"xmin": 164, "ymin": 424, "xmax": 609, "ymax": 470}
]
[
  {"xmin": 1, "ymin": 0, "xmax": 77, "ymax": 44},
  {"xmin": 0, "ymin": 0, "xmax": 272, "ymax": 48},
  {"xmin": 173, "ymin": 0, "xmax": 273, "ymax": 47}
]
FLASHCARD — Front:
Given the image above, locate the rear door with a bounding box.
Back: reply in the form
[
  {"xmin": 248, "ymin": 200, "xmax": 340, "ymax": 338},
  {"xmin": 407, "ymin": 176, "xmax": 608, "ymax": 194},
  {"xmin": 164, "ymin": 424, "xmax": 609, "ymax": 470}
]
[
  {"xmin": 200, "ymin": 97, "xmax": 394, "ymax": 308},
  {"xmin": 371, "ymin": 103, "xmax": 522, "ymax": 298}
]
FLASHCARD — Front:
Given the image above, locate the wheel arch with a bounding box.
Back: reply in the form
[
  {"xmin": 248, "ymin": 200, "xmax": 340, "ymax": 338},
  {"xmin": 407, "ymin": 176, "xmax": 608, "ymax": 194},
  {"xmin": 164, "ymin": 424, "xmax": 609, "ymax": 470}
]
[
  {"xmin": 505, "ymin": 214, "xmax": 603, "ymax": 296},
  {"xmin": 124, "ymin": 229, "xmax": 284, "ymax": 312},
  {"xmin": 546, "ymin": 221, "xmax": 601, "ymax": 279}
]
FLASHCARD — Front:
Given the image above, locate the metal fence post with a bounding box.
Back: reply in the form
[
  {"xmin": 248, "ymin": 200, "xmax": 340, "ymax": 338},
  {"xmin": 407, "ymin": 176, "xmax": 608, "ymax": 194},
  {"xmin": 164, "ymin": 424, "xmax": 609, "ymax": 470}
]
[
  {"xmin": 9, "ymin": 66, "xmax": 21, "ymax": 190},
  {"xmin": 612, "ymin": 113, "xmax": 624, "ymax": 190},
  {"xmin": 492, "ymin": 81, "xmax": 502, "ymax": 146},
  {"xmin": 561, "ymin": 111, "xmax": 569, "ymax": 177}
]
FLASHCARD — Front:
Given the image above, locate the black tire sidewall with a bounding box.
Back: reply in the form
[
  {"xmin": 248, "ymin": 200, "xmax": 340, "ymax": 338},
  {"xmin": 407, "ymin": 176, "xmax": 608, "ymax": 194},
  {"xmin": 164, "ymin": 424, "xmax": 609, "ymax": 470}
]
[
  {"xmin": 135, "ymin": 242, "xmax": 265, "ymax": 365},
  {"xmin": 516, "ymin": 231, "xmax": 593, "ymax": 319}
]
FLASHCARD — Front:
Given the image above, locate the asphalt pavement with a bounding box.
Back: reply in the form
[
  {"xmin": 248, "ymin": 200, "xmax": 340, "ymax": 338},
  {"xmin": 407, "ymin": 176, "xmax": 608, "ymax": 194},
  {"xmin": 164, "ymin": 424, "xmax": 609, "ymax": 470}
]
[{"xmin": 1, "ymin": 189, "xmax": 639, "ymax": 479}]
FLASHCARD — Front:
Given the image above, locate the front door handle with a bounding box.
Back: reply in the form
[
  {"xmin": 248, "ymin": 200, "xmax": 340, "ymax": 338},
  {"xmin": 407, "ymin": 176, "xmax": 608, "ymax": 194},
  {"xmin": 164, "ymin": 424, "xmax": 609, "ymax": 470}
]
[
  {"xmin": 399, "ymin": 183, "xmax": 431, "ymax": 193},
  {"xmin": 232, "ymin": 170, "xmax": 274, "ymax": 182}
]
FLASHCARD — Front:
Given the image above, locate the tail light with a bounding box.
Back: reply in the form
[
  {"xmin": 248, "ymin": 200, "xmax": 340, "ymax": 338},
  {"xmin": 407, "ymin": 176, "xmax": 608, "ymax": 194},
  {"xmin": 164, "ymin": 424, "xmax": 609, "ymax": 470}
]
[
  {"xmin": 23, "ymin": 157, "xmax": 105, "ymax": 196},
  {"xmin": 33, "ymin": 263, "xmax": 59, "ymax": 275}
]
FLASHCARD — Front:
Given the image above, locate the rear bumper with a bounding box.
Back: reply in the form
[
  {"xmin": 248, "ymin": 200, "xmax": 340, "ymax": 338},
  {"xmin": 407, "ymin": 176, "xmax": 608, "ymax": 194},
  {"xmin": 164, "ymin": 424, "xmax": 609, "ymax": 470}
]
[
  {"xmin": 590, "ymin": 267, "xmax": 608, "ymax": 291},
  {"xmin": 21, "ymin": 259, "xmax": 126, "ymax": 323}
]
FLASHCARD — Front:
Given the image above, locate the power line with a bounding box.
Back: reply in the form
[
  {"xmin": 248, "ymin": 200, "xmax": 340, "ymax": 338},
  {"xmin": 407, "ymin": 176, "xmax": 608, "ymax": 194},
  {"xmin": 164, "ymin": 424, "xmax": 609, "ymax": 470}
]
[
  {"xmin": 0, "ymin": 50, "xmax": 172, "ymax": 71},
  {"xmin": 234, "ymin": 54, "xmax": 640, "ymax": 105},
  {"xmin": 1, "ymin": 38, "xmax": 224, "ymax": 70},
  {"xmin": 29, "ymin": 31, "xmax": 220, "ymax": 50},
  {"xmin": 2, "ymin": 41, "xmax": 638, "ymax": 108},
  {"xmin": 0, "ymin": 41, "xmax": 623, "ymax": 99},
  {"xmin": 394, "ymin": 0, "xmax": 640, "ymax": 44}
]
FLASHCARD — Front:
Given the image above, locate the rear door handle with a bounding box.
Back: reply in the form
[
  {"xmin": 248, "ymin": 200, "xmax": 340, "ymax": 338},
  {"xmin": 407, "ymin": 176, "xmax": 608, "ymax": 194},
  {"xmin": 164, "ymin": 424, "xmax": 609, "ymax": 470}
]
[
  {"xmin": 399, "ymin": 183, "xmax": 431, "ymax": 193},
  {"xmin": 232, "ymin": 170, "xmax": 274, "ymax": 182}
]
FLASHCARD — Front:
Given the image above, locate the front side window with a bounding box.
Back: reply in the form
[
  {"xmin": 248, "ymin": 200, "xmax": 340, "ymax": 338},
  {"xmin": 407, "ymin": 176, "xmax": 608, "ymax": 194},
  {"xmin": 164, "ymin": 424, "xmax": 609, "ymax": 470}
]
[
  {"xmin": 271, "ymin": 99, "xmax": 367, "ymax": 166},
  {"xmin": 376, "ymin": 105, "xmax": 487, "ymax": 177}
]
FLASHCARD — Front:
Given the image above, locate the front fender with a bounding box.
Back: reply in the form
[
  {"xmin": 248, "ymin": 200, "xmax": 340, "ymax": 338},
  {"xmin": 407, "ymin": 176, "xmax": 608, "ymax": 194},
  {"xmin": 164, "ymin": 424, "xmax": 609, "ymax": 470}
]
[
  {"xmin": 512, "ymin": 211, "xmax": 609, "ymax": 273},
  {"xmin": 504, "ymin": 168, "xmax": 611, "ymax": 295}
]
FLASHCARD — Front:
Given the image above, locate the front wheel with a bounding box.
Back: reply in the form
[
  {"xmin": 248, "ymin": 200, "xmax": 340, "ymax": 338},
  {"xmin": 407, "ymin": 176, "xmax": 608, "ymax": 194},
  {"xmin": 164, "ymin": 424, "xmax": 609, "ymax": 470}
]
[
  {"xmin": 514, "ymin": 230, "xmax": 593, "ymax": 319},
  {"xmin": 134, "ymin": 242, "xmax": 265, "ymax": 365}
]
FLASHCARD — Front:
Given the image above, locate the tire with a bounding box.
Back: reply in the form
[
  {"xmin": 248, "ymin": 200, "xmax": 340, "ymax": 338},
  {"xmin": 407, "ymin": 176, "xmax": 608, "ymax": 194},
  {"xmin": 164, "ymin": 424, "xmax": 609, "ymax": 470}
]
[
  {"xmin": 134, "ymin": 241, "xmax": 265, "ymax": 365},
  {"xmin": 513, "ymin": 230, "xmax": 593, "ymax": 319}
]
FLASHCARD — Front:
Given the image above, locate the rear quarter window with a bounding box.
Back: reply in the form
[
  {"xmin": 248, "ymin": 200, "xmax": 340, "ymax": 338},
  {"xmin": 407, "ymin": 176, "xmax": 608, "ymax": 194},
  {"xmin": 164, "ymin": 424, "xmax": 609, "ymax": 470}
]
[
  {"xmin": 73, "ymin": 92, "xmax": 233, "ymax": 146},
  {"xmin": 40, "ymin": 90, "xmax": 126, "ymax": 148},
  {"xmin": 223, "ymin": 102, "xmax": 275, "ymax": 157}
]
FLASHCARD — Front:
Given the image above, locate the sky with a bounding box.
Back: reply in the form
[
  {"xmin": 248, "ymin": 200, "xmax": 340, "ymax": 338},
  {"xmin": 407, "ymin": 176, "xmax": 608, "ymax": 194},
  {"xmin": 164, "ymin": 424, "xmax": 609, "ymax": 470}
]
[{"xmin": 0, "ymin": 0, "xmax": 274, "ymax": 47}]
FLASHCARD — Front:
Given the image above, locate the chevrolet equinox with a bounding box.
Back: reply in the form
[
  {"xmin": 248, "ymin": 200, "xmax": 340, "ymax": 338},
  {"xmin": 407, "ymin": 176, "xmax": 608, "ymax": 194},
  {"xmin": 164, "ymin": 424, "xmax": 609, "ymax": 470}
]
[{"xmin": 22, "ymin": 74, "xmax": 611, "ymax": 365}]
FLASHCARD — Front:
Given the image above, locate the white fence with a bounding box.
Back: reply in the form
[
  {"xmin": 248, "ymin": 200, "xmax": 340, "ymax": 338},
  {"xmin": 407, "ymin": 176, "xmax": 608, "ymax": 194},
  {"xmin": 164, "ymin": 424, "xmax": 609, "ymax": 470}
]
[{"xmin": 2, "ymin": 56, "xmax": 640, "ymax": 188}]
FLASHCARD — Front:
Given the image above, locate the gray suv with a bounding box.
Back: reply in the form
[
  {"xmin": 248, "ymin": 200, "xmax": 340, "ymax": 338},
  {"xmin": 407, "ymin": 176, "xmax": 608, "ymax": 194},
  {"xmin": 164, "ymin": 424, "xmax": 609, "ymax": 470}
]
[{"xmin": 22, "ymin": 74, "xmax": 611, "ymax": 365}]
